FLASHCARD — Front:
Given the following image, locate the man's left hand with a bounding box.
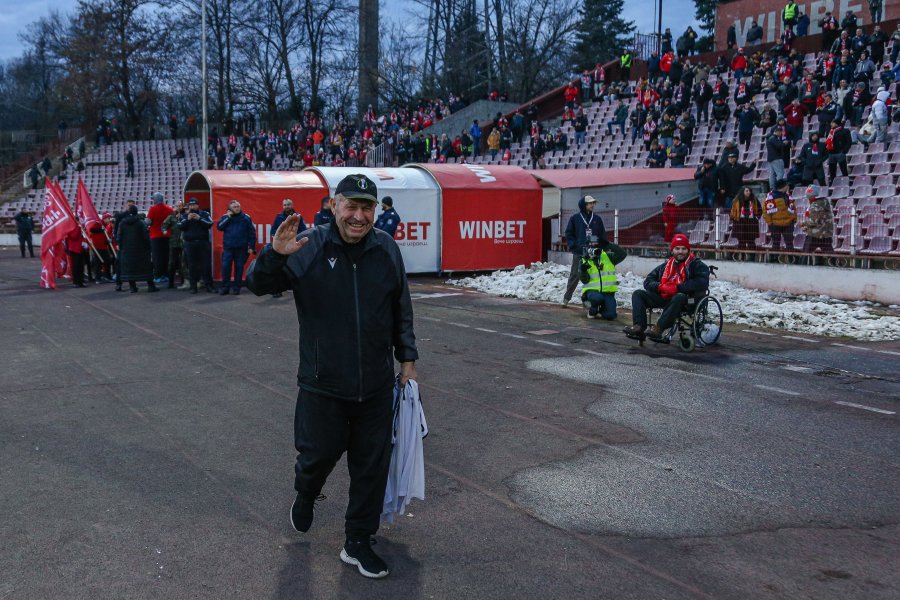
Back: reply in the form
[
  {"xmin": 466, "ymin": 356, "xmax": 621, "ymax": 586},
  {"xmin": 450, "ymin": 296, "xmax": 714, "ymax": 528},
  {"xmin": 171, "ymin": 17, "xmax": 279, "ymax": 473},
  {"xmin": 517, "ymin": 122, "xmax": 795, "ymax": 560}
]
[{"xmin": 400, "ymin": 361, "xmax": 417, "ymax": 386}]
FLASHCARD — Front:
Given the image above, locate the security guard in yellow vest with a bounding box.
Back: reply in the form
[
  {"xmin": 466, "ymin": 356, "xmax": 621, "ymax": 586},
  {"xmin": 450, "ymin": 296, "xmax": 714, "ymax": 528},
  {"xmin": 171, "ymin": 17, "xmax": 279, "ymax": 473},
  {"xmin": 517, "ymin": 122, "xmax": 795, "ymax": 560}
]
[
  {"xmin": 579, "ymin": 237, "xmax": 627, "ymax": 319},
  {"xmin": 619, "ymin": 50, "xmax": 633, "ymax": 81},
  {"xmin": 782, "ymin": 2, "xmax": 798, "ymax": 29}
]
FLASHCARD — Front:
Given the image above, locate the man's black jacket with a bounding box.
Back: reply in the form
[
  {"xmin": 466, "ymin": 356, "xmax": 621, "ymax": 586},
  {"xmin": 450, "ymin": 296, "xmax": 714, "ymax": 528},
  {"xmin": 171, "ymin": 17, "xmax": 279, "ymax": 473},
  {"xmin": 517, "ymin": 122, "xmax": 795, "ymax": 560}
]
[{"xmin": 246, "ymin": 221, "xmax": 418, "ymax": 402}]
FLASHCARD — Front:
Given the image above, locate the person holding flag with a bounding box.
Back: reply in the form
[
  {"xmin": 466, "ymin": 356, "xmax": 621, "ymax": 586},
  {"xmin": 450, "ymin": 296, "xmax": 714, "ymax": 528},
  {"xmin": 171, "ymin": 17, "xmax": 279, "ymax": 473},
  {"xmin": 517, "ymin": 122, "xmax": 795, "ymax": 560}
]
[
  {"xmin": 39, "ymin": 179, "xmax": 79, "ymax": 289},
  {"xmin": 75, "ymin": 178, "xmax": 108, "ymax": 282}
]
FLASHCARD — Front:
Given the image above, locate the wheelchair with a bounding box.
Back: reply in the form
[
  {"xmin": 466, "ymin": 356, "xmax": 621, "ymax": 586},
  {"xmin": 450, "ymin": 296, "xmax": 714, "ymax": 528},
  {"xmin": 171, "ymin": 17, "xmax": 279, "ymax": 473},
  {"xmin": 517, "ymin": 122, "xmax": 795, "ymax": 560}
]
[{"xmin": 627, "ymin": 266, "xmax": 724, "ymax": 352}]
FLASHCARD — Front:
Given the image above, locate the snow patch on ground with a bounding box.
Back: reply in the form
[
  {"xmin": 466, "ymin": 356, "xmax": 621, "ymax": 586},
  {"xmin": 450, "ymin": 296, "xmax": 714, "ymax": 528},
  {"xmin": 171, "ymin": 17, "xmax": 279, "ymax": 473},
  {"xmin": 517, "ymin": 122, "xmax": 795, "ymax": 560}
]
[{"xmin": 448, "ymin": 262, "xmax": 900, "ymax": 342}]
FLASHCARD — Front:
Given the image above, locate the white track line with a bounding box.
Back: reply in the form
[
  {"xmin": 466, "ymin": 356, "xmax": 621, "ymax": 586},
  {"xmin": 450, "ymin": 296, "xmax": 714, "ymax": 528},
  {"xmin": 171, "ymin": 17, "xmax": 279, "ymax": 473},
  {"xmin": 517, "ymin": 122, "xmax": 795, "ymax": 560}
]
[
  {"xmin": 535, "ymin": 340, "xmax": 563, "ymax": 347},
  {"xmin": 742, "ymin": 329, "xmax": 777, "ymax": 336},
  {"xmin": 831, "ymin": 343, "xmax": 868, "ymax": 351},
  {"xmin": 576, "ymin": 349, "xmax": 605, "ymax": 356},
  {"xmin": 832, "ymin": 343, "xmax": 900, "ymax": 357},
  {"xmin": 502, "ymin": 333, "xmax": 526, "ymax": 339},
  {"xmin": 475, "ymin": 327, "xmax": 497, "ymax": 333},
  {"xmin": 754, "ymin": 384, "xmax": 802, "ymax": 396},
  {"xmin": 834, "ymin": 401, "xmax": 896, "ymax": 415},
  {"xmin": 781, "ymin": 335, "xmax": 819, "ymax": 343},
  {"xmin": 446, "ymin": 322, "xmax": 470, "ymax": 328},
  {"xmin": 419, "ymin": 316, "xmax": 443, "ymax": 322}
]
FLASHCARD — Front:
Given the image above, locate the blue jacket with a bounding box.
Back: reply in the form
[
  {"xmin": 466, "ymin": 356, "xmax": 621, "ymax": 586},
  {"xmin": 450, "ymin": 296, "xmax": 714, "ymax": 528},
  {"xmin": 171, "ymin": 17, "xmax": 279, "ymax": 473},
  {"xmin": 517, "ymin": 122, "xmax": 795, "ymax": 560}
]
[
  {"xmin": 564, "ymin": 198, "xmax": 607, "ymax": 255},
  {"xmin": 272, "ymin": 210, "xmax": 306, "ymax": 236},
  {"xmin": 469, "ymin": 123, "xmax": 482, "ymax": 140},
  {"xmin": 314, "ymin": 208, "xmax": 333, "ymax": 227},
  {"xmin": 374, "ymin": 207, "xmax": 401, "ymax": 238},
  {"xmin": 178, "ymin": 210, "xmax": 213, "ymax": 242},
  {"xmin": 217, "ymin": 211, "xmax": 256, "ymax": 251}
]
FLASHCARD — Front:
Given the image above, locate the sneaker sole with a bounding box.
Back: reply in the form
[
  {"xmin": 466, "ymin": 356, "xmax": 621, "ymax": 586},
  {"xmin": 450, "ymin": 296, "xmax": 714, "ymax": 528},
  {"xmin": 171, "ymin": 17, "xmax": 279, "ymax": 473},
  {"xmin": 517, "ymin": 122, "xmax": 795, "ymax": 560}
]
[{"xmin": 340, "ymin": 549, "xmax": 389, "ymax": 579}]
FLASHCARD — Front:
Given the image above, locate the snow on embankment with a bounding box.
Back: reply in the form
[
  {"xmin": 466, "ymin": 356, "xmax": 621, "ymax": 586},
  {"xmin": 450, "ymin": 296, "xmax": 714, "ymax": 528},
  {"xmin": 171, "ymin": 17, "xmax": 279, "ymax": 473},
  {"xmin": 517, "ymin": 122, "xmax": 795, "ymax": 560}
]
[{"xmin": 448, "ymin": 262, "xmax": 900, "ymax": 342}]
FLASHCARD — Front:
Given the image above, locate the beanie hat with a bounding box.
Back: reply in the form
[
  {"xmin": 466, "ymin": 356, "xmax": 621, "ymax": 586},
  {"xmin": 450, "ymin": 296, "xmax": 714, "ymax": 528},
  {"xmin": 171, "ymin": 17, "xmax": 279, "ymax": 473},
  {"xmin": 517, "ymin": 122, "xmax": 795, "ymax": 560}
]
[
  {"xmin": 670, "ymin": 233, "xmax": 691, "ymax": 250},
  {"xmin": 805, "ymin": 184, "xmax": 819, "ymax": 197}
]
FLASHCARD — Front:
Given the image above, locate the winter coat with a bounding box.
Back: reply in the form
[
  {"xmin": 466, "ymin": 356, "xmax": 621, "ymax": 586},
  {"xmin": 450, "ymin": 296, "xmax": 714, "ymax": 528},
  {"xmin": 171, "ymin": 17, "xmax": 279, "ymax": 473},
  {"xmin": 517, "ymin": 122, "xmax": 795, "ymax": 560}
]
[
  {"xmin": 273, "ymin": 210, "xmax": 306, "ymax": 235},
  {"xmin": 217, "ymin": 211, "xmax": 256, "ymax": 251},
  {"xmin": 162, "ymin": 212, "xmax": 184, "ymax": 249},
  {"xmin": 178, "ymin": 210, "xmax": 213, "ymax": 243},
  {"xmin": 314, "ymin": 207, "xmax": 334, "ymax": 227},
  {"xmin": 14, "ymin": 212, "xmax": 34, "ymax": 233},
  {"xmin": 763, "ymin": 191, "xmax": 797, "ymax": 227},
  {"xmin": 766, "ymin": 133, "xmax": 789, "ymax": 163},
  {"xmin": 799, "ymin": 140, "xmax": 828, "ymax": 174},
  {"xmin": 644, "ymin": 255, "xmax": 710, "ymax": 297},
  {"xmin": 374, "ymin": 207, "xmax": 402, "ymax": 238},
  {"xmin": 116, "ymin": 214, "xmax": 154, "ymax": 281},
  {"xmin": 564, "ymin": 197, "xmax": 607, "ymax": 255},
  {"xmin": 694, "ymin": 164, "xmax": 718, "ymax": 191},
  {"xmin": 717, "ymin": 162, "xmax": 755, "ymax": 198},
  {"xmin": 803, "ymin": 198, "xmax": 834, "ymax": 238},
  {"xmin": 245, "ymin": 221, "xmax": 418, "ymax": 402}
]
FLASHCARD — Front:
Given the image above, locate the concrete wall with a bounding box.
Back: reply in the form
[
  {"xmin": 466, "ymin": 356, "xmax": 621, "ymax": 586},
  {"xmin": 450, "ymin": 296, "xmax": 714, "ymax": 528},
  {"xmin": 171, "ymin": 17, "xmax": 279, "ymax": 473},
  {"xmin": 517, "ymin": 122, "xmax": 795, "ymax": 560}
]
[{"xmin": 548, "ymin": 250, "xmax": 900, "ymax": 305}]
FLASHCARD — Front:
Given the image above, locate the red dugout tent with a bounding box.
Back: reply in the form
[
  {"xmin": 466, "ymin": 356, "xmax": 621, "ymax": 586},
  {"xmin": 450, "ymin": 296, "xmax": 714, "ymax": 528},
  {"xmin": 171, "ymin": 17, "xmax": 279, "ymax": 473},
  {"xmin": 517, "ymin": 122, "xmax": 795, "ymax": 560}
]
[
  {"xmin": 410, "ymin": 164, "xmax": 543, "ymax": 272},
  {"xmin": 182, "ymin": 170, "xmax": 328, "ymax": 279}
]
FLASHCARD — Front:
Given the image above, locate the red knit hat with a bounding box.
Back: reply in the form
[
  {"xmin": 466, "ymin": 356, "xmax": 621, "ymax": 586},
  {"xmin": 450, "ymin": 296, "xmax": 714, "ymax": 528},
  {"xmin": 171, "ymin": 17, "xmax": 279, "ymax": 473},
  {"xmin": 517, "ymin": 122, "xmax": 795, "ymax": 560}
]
[{"xmin": 670, "ymin": 233, "xmax": 690, "ymax": 250}]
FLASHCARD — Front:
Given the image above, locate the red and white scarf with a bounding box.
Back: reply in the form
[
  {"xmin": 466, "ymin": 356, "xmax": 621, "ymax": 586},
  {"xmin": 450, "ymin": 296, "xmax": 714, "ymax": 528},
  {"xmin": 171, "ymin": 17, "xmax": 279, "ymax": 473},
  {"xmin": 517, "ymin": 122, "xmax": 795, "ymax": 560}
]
[{"xmin": 661, "ymin": 254, "xmax": 694, "ymax": 286}]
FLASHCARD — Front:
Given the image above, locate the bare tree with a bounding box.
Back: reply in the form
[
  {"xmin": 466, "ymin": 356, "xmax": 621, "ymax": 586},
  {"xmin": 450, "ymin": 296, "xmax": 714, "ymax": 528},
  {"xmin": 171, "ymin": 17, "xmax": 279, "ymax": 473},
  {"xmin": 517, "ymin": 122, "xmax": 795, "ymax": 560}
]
[{"xmin": 377, "ymin": 23, "xmax": 424, "ymax": 109}]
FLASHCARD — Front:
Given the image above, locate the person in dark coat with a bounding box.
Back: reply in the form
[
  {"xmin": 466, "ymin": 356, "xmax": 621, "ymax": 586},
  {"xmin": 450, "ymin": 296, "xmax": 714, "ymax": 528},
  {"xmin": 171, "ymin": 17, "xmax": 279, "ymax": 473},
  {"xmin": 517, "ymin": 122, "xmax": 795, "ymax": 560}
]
[
  {"xmin": 562, "ymin": 195, "xmax": 607, "ymax": 306},
  {"xmin": 245, "ymin": 173, "xmax": 418, "ymax": 580},
  {"xmin": 717, "ymin": 155, "xmax": 756, "ymax": 208},
  {"xmin": 624, "ymin": 233, "xmax": 710, "ymax": 341},
  {"xmin": 373, "ymin": 196, "xmax": 401, "ymax": 237},
  {"xmin": 798, "ymin": 132, "xmax": 828, "ymax": 185},
  {"xmin": 14, "ymin": 209, "xmax": 35, "ymax": 258},
  {"xmin": 125, "ymin": 148, "xmax": 135, "ymax": 178},
  {"xmin": 116, "ymin": 205, "xmax": 158, "ymax": 293},
  {"xmin": 216, "ymin": 199, "xmax": 256, "ymax": 295},
  {"xmin": 314, "ymin": 196, "xmax": 334, "ymax": 227},
  {"xmin": 178, "ymin": 198, "xmax": 216, "ymax": 293},
  {"xmin": 824, "ymin": 118, "xmax": 852, "ymax": 182}
]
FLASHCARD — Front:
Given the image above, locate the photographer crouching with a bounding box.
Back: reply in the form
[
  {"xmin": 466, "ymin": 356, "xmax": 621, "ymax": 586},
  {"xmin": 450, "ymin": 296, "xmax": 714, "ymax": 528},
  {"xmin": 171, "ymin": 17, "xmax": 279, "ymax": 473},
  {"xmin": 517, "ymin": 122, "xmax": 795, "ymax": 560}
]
[{"xmin": 579, "ymin": 235, "xmax": 626, "ymax": 320}]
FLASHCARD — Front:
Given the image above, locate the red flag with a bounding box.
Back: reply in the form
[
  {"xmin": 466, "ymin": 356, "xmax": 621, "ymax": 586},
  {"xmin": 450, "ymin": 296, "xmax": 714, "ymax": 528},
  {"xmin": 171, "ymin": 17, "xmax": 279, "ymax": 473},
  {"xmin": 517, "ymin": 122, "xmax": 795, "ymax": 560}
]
[
  {"xmin": 39, "ymin": 178, "xmax": 78, "ymax": 289},
  {"xmin": 75, "ymin": 178, "xmax": 102, "ymax": 228}
]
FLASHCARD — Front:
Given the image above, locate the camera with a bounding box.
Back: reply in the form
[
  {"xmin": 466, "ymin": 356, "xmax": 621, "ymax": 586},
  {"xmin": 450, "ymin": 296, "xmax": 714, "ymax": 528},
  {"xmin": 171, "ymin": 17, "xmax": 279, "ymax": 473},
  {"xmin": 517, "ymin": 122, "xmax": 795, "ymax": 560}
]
[
  {"xmin": 190, "ymin": 208, "xmax": 199, "ymax": 214},
  {"xmin": 582, "ymin": 235, "xmax": 606, "ymax": 259}
]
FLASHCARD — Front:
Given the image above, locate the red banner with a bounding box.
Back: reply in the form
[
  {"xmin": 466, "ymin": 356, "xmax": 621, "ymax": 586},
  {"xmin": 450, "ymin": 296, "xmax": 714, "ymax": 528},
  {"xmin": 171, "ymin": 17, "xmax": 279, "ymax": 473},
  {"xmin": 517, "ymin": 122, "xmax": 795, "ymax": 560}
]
[
  {"xmin": 40, "ymin": 179, "xmax": 78, "ymax": 289},
  {"xmin": 75, "ymin": 178, "xmax": 102, "ymax": 228}
]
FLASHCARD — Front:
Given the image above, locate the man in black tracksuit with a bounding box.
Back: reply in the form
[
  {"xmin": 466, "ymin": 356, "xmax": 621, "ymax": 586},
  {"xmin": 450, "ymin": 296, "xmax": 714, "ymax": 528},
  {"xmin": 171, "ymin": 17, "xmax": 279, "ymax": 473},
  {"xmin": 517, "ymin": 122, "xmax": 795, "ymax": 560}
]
[
  {"xmin": 246, "ymin": 173, "xmax": 418, "ymax": 580},
  {"xmin": 178, "ymin": 198, "xmax": 215, "ymax": 293}
]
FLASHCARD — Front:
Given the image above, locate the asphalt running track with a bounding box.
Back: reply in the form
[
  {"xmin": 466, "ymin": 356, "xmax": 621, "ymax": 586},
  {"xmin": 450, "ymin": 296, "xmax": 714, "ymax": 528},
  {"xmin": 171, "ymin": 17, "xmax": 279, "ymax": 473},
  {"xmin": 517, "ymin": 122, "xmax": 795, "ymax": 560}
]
[{"xmin": 0, "ymin": 249, "xmax": 898, "ymax": 599}]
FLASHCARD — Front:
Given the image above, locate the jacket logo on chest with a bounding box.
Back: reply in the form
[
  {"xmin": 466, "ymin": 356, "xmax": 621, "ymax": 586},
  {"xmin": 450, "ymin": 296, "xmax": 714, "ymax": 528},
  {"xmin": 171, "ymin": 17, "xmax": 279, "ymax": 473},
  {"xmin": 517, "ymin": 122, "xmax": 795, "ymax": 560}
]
[{"xmin": 328, "ymin": 257, "xmax": 337, "ymax": 269}]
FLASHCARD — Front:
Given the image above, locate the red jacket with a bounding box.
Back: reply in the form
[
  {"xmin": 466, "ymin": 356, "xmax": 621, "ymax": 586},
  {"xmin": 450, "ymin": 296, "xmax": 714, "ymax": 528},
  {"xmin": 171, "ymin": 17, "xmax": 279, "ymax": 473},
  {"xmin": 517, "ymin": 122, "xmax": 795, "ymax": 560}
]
[
  {"xmin": 661, "ymin": 52, "xmax": 673, "ymax": 73},
  {"xmin": 146, "ymin": 203, "xmax": 174, "ymax": 239},
  {"xmin": 731, "ymin": 55, "xmax": 747, "ymax": 71},
  {"xmin": 783, "ymin": 104, "xmax": 807, "ymax": 127},
  {"xmin": 564, "ymin": 85, "xmax": 579, "ymax": 103}
]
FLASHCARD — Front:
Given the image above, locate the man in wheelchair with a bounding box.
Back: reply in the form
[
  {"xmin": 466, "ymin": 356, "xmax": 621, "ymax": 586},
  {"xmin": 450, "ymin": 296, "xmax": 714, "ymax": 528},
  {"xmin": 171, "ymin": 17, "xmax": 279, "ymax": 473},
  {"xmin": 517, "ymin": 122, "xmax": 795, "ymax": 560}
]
[{"xmin": 623, "ymin": 233, "xmax": 711, "ymax": 341}]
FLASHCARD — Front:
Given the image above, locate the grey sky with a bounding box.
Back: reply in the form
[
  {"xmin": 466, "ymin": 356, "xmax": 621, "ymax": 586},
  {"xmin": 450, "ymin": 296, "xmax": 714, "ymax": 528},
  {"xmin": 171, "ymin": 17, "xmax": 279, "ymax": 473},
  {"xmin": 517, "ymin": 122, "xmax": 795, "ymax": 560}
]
[{"xmin": 0, "ymin": 0, "xmax": 698, "ymax": 62}]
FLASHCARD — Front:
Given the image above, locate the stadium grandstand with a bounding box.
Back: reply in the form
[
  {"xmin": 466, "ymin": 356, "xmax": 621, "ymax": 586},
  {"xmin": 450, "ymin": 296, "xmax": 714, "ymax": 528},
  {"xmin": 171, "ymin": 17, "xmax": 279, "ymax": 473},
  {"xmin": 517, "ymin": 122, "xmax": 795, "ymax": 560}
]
[{"xmin": 2, "ymin": 18, "xmax": 899, "ymax": 264}]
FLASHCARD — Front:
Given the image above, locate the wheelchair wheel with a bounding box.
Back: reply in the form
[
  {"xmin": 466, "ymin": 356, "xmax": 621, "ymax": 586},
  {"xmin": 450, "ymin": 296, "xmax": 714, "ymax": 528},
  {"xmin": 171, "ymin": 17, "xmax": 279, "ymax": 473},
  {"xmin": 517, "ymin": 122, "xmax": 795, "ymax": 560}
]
[
  {"xmin": 692, "ymin": 296, "xmax": 723, "ymax": 347},
  {"xmin": 678, "ymin": 334, "xmax": 696, "ymax": 352}
]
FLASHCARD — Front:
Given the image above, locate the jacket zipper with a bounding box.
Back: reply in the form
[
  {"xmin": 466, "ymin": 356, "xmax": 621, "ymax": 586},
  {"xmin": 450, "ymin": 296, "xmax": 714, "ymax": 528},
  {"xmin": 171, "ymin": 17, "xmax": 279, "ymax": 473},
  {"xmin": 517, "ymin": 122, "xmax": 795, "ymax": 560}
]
[{"xmin": 353, "ymin": 262, "xmax": 363, "ymax": 401}]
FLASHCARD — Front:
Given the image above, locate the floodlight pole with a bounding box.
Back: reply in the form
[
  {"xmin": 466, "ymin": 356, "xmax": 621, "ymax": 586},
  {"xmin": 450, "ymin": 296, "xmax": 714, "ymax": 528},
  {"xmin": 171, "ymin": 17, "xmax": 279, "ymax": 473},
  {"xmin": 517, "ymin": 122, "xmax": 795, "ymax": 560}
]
[{"xmin": 201, "ymin": 0, "xmax": 208, "ymax": 168}]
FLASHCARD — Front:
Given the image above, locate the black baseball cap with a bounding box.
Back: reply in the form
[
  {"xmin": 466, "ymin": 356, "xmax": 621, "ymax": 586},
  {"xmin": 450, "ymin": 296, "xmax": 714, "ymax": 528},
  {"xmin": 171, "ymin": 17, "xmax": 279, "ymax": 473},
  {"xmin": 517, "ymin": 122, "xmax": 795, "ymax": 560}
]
[
  {"xmin": 188, "ymin": 197, "xmax": 199, "ymax": 205},
  {"xmin": 381, "ymin": 196, "xmax": 393, "ymax": 206},
  {"xmin": 335, "ymin": 174, "xmax": 378, "ymax": 204}
]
